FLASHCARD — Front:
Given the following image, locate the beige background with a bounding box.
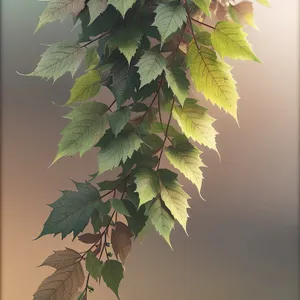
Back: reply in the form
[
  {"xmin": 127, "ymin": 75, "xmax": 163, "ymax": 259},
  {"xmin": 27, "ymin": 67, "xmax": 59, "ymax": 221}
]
[{"xmin": 1, "ymin": 0, "xmax": 299, "ymax": 299}]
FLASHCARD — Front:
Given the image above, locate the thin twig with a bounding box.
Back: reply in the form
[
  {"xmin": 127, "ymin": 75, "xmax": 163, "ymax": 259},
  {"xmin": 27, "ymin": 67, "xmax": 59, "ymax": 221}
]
[
  {"xmin": 191, "ymin": 17, "xmax": 215, "ymax": 30},
  {"xmin": 81, "ymin": 32, "xmax": 109, "ymax": 48}
]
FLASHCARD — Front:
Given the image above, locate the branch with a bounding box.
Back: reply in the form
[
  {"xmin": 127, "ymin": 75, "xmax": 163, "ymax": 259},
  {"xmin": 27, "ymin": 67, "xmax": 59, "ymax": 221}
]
[
  {"xmin": 81, "ymin": 31, "xmax": 109, "ymax": 48},
  {"xmin": 156, "ymin": 97, "xmax": 175, "ymax": 170},
  {"xmin": 191, "ymin": 17, "xmax": 215, "ymax": 30}
]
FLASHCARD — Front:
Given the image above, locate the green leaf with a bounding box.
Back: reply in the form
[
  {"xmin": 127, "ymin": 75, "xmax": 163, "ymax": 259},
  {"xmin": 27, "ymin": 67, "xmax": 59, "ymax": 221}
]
[
  {"xmin": 109, "ymin": 107, "xmax": 131, "ymax": 137},
  {"xmin": 134, "ymin": 168, "xmax": 160, "ymax": 207},
  {"xmin": 158, "ymin": 169, "xmax": 190, "ymax": 234},
  {"xmin": 124, "ymin": 200, "xmax": 148, "ymax": 236},
  {"xmin": 108, "ymin": 26, "xmax": 143, "ymax": 64},
  {"xmin": 110, "ymin": 199, "xmax": 131, "ymax": 217},
  {"xmin": 211, "ymin": 21, "xmax": 261, "ymax": 62},
  {"xmin": 66, "ymin": 70, "xmax": 102, "ymax": 105},
  {"xmin": 165, "ymin": 136, "xmax": 206, "ymax": 194},
  {"xmin": 165, "ymin": 67, "xmax": 189, "ymax": 106},
  {"xmin": 102, "ymin": 260, "xmax": 124, "ymax": 299},
  {"xmin": 173, "ymin": 99, "xmax": 218, "ymax": 152},
  {"xmin": 23, "ymin": 42, "xmax": 85, "ymax": 82},
  {"xmin": 153, "ymin": 3, "xmax": 187, "ymax": 45},
  {"xmin": 147, "ymin": 197, "xmax": 175, "ymax": 248},
  {"xmin": 136, "ymin": 51, "xmax": 166, "ymax": 88},
  {"xmin": 35, "ymin": 0, "xmax": 85, "ymax": 32},
  {"xmin": 187, "ymin": 41, "xmax": 239, "ymax": 119},
  {"xmin": 85, "ymin": 47, "xmax": 100, "ymax": 70},
  {"xmin": 228, "ymin": 2, "xmax": 257, "ymax": 29},
  {"xmin": 91, "ymin": 214, "xmax": 111, "ymax": 233},
  {"xmin": 98, "ymin": 177, "xmax": 124, "ymax": 191},
  {"xmin": 97, "ymin": 132, "xmax": 143, "ymax": 174},
  {"xmin": 192, "ymin": 0, "xmax": 211, "ymax": 17},
  {"xmin": 107, "ymin": 0, "xmax": 137, "ymax": 17},
  {"xmin": 86, "ymin": 251, "xmax": 103, "ymax": 281},
  {"xmin": 37, "ymin": 181, "xmax": 101, "ymax": 239},
  {"xmin": 87, "ymin": 0, "xmax": 108, "ymax": 25},
  {"xmin": 52, "ymin": 102, "xmax": 109, "ymax": 164},
  {"xmin": 150, "ymin": 122, "xmax": 181, "ymax": 138}
]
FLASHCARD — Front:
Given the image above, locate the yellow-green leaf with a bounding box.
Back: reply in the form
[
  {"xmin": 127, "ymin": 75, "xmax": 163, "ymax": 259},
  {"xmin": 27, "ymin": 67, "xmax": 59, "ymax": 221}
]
[
  {"xmin": 66, "ymin": 70, "xmax": 102, "ymax": 105},
  {"xmin": 228, "ymin": 2, "xmax": 257, "ymax": 29},
  {"xmin": 107, "ymin": 0, "xmax": 137, "ymax": 17},
  {"xmin": 192, "ymin": 0, "xmax": 211, "ymax": 17},
  {"xmin": 134, "ymin": 168, "xmax": 160, "ymax": 207},
  {"xmin": 187, "ymin": 41, "xmax": 239, "ymax": 119},
  {"xmin": 173, "ymin": 99, "xmax": 218, "ymax": 152},
  {"xmin": 158, "ymin": 169, "xmax": 190, "ymax": 234},
  {"xmin": 256, "ymin": 0, "xmax": 271, "ymax": 7},
  {"xmin": 165, "ymin": 136, "xmax": 206, "ymax": 194},
  {"xmin": 211, "ymin": 21, "xmax": 261, "ymax": 62}
]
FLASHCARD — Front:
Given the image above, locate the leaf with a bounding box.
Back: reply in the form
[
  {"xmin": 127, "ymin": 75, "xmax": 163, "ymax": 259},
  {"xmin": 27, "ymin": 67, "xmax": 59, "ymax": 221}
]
[
  {"xmin": 136, "ymin": 51, "xmax": 166, "ymax": 88},
  {"xmin": 85, "ymin": 47, "xmax": 100, "ymax": 70},
  {"xmin": 37, "ymin": 181, "xmax": 102, "ymax": 239},
  {"xmin": 33, "ymin": 262, "xmax": 85, "ymax": 300},
  {"xmin": 147, "ymin": 197, "xmax": 175, "ymax": 248},
  {"xmin": 87, "ymin": 0, "xmax": 107, "ymax": 25},
  {"xmin": 108, "ymin": 26, "xmax": 143, "ymax": 64},
  {"xmin": 228, "ymin": 2, "xmax": 257, "ymax": 29},
  {"xmin": 102, "ymin": 260, "xmax": 124, "ymax": 299},
  {"xmin": 134, "ymin": 168, "xmax": 160, "ymax": 207},
  {"xmin": 91, "ymin": 214, "xmax": 111, "ymax": 233},
  {"xmin": 23, "ymin": 42, "xmax": 85, "ymax": 82},
  {"xmin": 107, "ymin": 0, "xmax": 137, "ymax": 17},
  {"xmin": 98, "ymin": 177, "xmax": 124, "ymax": 191},
  {"xmin": 86, "ymin": 251, "xmax": 103, "ymax": 281},
  {"xmin": 109, "ymin": 107, "xmax": 131, "ymax": 137},
  {"xmin": 211, "ymin": 21, "xmax": 261, "ymax": 62},
  {"xmin": 124, "ymin": 200, "xmax": 148, "ymax": 236},
  {"xmin": 97, "ymin": 132, "xmax": 143, "ymax": 174},
  {"xmin": 187, "ymin": 41, "xmax": 239, "ymax": 119},
  {"xmin": 165, "ymin": 67, "xmax": 189, "ymax": 106},
  {"xmin": 165, "ymin": 136, "xmax": 206, "ymax": 194},
  {"xmin": 110, "ymin": 199, "xmax": 131, "ymax": 217},
  {"xmin": 153, "ymin": 3, "xmax": 187, "ymax": 45},
  {"xmin": 111, "ymin": 222, "xmax": 134, "ymax": 263},
  {"xmin": 52, "ymin": 102, "xmax": 109, "ymax": 164},
  {"xmin": 192, "ymin": 0, "xmax": 211, "ymax": 17},
  {"xmin": 66, "ymin": 70, "xmax": 102, "ymax": 105},
  {"xmin": 150, "ymin": 122, "xmax": 180, "ymax": 138},
  {"xmin": 40, "ymin": 248, "xmax": 82, "ymax": 270},
  {"xmin": 256, "ymin": 0, "xmax": 270, "ymax": 7},
  {"xmin": 158, "ymin": 169, "xmax": 190, "ymax": 234},
  {"xmin": 35, "ymin": 0, "xmax": 85, "ymax": 32},
  {"xmin": 78, "ymin": 233, "xmax": 101, "ymax": 244},
  {"xmin": 173, "ymin": 98, "xmax": 218, "ymax": 151}
]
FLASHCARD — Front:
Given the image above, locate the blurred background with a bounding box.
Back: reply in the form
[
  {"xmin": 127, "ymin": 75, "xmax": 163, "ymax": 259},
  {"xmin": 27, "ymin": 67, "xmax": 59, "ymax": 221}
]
[{"xmin": 1, "ymin": 0, "xmax": 299, "ymax": 299}]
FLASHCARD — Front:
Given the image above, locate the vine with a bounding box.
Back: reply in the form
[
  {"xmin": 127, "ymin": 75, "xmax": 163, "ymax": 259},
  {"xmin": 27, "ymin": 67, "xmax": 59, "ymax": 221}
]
[{"xmin": 20, "ymin": 0, "xmax": 269, "ymax": 299}]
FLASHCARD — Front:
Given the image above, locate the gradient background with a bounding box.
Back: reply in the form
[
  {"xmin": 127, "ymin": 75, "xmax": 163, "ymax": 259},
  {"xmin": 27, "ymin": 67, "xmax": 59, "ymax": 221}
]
[{"xmin": 1, "ymin": 0, "xmax": 299, "ymax": 299}]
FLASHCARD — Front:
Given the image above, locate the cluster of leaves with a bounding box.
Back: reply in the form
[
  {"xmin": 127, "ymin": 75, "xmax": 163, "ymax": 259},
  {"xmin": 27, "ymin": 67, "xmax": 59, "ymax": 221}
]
[{"xmin": 24, "ymin": 0, "xmax": 268, "ymax": 299}]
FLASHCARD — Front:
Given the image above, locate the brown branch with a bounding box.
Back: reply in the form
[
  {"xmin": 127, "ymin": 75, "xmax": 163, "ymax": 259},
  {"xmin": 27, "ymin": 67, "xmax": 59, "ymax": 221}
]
[{"xmin": 190, "ymin": 17, "xmax": 215, "ymax": 30}]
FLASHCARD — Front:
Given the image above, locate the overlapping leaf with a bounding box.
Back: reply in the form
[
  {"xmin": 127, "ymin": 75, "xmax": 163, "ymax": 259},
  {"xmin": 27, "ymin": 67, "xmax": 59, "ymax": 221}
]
[
  {"xmin": 107, "ymin": 0, "xmax": 137, "ymax": 17},
  {"xmin": 153, "ymin": 3, "xmax": 187, "ymax": 45},
  {"xmin": 37, "ymin": 181, "xmax": 102, "ymax": 239},
  {"xmin": 173, "ymin": 99, "xmax": 218, "ymax": 151},
  {"xmin": 97, "ymin": 132, "xmax": 143, "ymax": 174},
  {"xmin": 158, "ymin": 169, "xmax": 190, "ymax": 234},
  {"xmin": 52, "ymin": 102, "xmax": 109, "ymax": 164},
  {"xmin": 134, "ymin": 168, "xmax": 160, "ymax": 207},
  {"xmin": 165, "ymin": 136, "xmax": 206, "ymax": 194},
  {"xmin": 23, "ymin": 42, "xmax": 85, "ymax": 82},
  {"xmin": 192, "ymin": 0, "xmax": 211, "ymax": 16},
  {"xmin": 136, "ymin": 51, "xmax": 166, "ymax": 87},
  {"xmin": 66, "ymin": 70, "xmax": 102, "ymax": 104},
  {"xmin": 211, "ymin": 21, "xmax": 261, "ymax": 61},
  {"xmin": 187, "ymin": 40, "xmax": 239, "ymax": 119},
  {"xmin": 87, "ymin": 0, "xmax": 108, "ymax": 25},
  {"xmin": 35, "ymin": 0, "xmax": 85, "ymax": 32}
]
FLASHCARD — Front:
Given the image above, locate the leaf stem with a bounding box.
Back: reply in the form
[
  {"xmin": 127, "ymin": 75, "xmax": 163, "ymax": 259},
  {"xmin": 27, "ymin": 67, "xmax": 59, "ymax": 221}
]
[
  {"xmin": 156, "ymin": 98, "xmax": 175, "ymax": 170},
  {"xmin": 190, "ymin": 17, "xmax": 215, "ymax": 30},
  {"xmin": 81, "ymin": 31, "xmax": 109, "ymax": 48}
]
